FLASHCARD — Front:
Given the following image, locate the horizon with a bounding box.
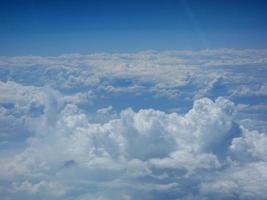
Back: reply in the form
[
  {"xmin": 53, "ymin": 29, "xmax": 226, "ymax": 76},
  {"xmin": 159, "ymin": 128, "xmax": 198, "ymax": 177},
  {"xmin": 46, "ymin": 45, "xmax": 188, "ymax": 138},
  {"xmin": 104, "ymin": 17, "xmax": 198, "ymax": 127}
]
[{"xmin": 1, "ymin": 0, "xmax": 267, "ymax": 55}]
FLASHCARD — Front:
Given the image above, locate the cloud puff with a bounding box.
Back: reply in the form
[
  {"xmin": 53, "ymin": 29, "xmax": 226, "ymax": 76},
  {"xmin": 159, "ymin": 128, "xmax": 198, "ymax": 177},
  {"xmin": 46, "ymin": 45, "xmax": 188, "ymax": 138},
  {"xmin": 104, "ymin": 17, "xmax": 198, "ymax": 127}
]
[{"xmin": 0, "ymin": 81, "xmax": 94, "ymax": 142}]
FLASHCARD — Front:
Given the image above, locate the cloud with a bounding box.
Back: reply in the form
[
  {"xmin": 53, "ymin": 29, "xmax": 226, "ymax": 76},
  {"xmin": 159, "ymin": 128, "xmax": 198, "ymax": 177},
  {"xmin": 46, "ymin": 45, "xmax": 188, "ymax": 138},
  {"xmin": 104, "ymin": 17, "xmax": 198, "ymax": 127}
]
[
  {"xmin": 13, "ymin": 180, "xmax": 67, "ymax": 196},
  {"xmin": 0, "ymin": 49, "xmax": 267, "ymax": 199},
  {"xmin": 200, "ymin": 162, "xmax": 267, "ymax": 200},
  {"xmin": 230, "ymin": 128, "xmax": 267, "ymax": 162},
  {"xmin": 1, "ymin": 49, "xmax": 266, "ymax": 99},
  {"xmin": 0, "ymin": 96, "xmax": 266, "ymax": 199}
]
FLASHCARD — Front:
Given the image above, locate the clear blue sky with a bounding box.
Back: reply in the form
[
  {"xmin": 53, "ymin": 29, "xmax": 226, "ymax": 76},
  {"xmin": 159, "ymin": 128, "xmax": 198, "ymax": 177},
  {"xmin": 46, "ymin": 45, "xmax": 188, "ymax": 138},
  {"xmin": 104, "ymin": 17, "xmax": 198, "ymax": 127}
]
[{"xmin": 1, "ymin": 0, "xmax": 267, "ymax": 55}]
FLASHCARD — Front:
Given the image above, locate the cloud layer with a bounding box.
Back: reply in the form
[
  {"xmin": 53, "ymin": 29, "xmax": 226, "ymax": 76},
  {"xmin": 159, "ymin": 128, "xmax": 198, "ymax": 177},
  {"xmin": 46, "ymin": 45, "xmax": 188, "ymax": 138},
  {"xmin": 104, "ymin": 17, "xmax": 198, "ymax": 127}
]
[{"xmin": 0, "ymin": 49, "xmax": 267, "ymax": 199}]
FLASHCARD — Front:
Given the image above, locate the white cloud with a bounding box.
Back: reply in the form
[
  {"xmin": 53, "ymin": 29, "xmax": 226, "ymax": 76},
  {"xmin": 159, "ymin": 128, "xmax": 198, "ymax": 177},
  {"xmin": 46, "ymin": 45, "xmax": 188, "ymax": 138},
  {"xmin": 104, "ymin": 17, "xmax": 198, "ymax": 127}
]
[
  {"xmin": 200, "ymin": 162, "xmax": 267, "ymax": 200},
  {"xmin": 230, "ymin": 128, "xmax": 267, "ymax": 162},
  {"xmin": 0, "ymin": 49, "xmax": 267, "ymax": 199},
  {"xmin": 1, "ymin": 49, "xmax": 266, "ymax": 99},
  {"xmin": 13, "ymin": 180, "xmax": 67, "ymax": 196},
  {"xmin": 0, "ymin": 96, "xmax": 266, "ymax": 199}
]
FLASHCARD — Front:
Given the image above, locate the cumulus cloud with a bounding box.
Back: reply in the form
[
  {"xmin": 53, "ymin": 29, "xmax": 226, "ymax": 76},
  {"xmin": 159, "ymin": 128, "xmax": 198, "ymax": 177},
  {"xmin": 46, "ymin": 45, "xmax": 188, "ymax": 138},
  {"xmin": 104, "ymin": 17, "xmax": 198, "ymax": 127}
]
[{"xmin": 0, "ymin": 96, "xmax": 266, "ymax": 199}]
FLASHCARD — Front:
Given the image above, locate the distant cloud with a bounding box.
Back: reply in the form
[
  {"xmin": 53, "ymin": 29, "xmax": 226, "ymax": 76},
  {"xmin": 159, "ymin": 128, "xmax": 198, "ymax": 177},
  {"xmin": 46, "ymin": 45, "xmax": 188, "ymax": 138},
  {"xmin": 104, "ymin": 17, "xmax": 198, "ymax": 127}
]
[{"xmin": 0, "ymin": 49, "xmax": 266, "ymax": 98}]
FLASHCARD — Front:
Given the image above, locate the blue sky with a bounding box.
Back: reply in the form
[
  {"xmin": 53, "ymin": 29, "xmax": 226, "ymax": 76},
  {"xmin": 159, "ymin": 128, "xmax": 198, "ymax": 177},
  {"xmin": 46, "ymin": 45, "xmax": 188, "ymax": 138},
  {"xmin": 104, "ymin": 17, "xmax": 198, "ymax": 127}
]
[
  {"xmin": 1, "ymin": 0, "xmax": 267, "ymax": 55},
  {"xmin": 0, "ymin": 1, "xmax": 267, "ymax": 200}
]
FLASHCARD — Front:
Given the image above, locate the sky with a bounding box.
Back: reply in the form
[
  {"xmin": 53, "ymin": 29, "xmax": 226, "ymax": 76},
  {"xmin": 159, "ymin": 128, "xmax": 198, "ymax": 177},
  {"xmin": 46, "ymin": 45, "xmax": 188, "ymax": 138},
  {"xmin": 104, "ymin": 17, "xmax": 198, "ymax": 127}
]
[
  {"xmin": 0, "ymin": 1, "xmax": 267, "ymax": 200},
  {"xmin": 0, "ymin": 0, "xmax": 267, "ymax": 55}
]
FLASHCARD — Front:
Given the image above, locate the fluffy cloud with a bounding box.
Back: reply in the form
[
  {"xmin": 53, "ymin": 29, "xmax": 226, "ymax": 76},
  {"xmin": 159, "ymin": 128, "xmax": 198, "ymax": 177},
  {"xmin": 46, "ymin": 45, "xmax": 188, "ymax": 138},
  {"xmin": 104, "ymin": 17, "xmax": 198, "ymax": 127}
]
[{"xmin": 0, "ymin": 96, "xmax": 266, "ymax": 199}]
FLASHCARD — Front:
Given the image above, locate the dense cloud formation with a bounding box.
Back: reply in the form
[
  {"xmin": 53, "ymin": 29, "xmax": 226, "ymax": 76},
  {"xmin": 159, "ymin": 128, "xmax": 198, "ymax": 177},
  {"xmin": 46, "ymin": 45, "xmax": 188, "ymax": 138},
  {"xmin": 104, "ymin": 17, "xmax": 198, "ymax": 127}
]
[{"xmin": 0, "ymin": 49, "xmax": 267, "ymax": 199}]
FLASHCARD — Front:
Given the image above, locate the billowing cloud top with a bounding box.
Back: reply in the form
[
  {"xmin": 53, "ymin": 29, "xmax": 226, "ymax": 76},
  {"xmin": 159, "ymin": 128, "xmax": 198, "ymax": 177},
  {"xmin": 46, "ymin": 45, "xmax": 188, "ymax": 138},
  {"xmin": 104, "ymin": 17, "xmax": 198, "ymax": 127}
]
[{"xmin": 0, "ymin": 49, "xmax": 267, "ymax": 200}]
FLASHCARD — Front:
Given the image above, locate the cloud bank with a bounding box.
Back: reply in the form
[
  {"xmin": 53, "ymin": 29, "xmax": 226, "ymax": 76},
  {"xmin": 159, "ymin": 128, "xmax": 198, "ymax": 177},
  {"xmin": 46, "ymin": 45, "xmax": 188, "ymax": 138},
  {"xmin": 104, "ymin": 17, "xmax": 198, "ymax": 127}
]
[{"xmin": 0, "ymin": 49, "xmax": 267, "ymax": 199}]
